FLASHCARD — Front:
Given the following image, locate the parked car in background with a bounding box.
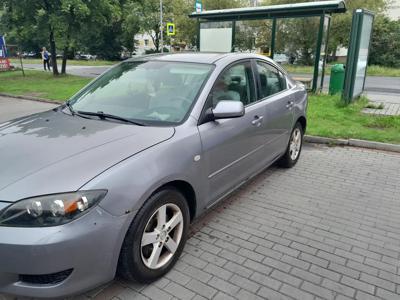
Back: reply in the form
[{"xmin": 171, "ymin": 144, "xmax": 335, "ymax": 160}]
[
  {"xmin": 74, "ymin": 53, "xmax": 96, "ymax": 60},
  {"xmin": 274, "ymin": 53, "xmax": 290, "ymax": 64},
  {"xmin": 0, "ymin": 52, "xmax": 307, "ymax": 298}
]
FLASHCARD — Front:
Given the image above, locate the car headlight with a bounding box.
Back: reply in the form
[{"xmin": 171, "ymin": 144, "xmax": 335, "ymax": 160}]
[{"xmin": 0, "ymin": 190, "xmax": 107, "ymax": 227}]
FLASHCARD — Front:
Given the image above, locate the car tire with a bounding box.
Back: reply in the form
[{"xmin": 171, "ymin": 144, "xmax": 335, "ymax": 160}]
[
  {"xmin": 278, "ymin": 121, "xmax": 304, "ymax": 168},
  {"xmin": 117, "ymin": 187, "xmax": 190, "ymax": 283}
]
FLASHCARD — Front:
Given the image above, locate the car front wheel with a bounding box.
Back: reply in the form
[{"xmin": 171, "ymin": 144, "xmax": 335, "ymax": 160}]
[{"xmin": 118, "ymin": 188, "xmax": 189, "ymax": 283}]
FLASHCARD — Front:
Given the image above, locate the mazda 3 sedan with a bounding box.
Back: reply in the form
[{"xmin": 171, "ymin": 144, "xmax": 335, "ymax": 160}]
[{"xmin": 0, "ymin": 53, "xmax": 307, "ymax": 298}]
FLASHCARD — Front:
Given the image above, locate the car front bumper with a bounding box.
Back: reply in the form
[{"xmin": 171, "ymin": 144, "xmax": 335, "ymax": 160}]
[{"xmin": 0, "ymin": 206, "xmax": 132, "ymax": 299}]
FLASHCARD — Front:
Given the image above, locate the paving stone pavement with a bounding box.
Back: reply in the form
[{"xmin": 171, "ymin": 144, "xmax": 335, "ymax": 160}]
[
  {"xmin": 2, "ymin": 144, "xmax": 400, "ymax": 300},
  {"xmin": 362, "ymin": 92, "xmax": 400, "ymax": 116}
]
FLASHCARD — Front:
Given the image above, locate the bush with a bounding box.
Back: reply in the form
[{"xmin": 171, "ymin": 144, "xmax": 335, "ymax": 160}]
[{"xmin": 369, "ymin": 16, "xmax": 400, "ymax": 68}]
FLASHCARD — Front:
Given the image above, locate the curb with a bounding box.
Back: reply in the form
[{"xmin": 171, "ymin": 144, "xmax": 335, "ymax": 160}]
[
  {"xmin": 304, "ymin": 135, "xmax": 400, "ymax": 153},
  {"xmin": 0, "ymin": 93, "xmax": 61, "ymax": 105}
]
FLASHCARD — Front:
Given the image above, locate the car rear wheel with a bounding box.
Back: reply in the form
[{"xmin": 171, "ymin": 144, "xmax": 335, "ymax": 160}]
[
  {"xmin": 278, "ymin": 121, "xmax": 303, "ymax": 168},
  {"xmin": 117, "ymin": 188, "xmax": 189, "ymax": 283}
]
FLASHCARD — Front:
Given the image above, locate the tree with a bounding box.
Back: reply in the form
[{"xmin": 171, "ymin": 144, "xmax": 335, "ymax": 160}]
[{"xmin": 369, "ymin": 16, "xmax": 400, "ymax": 67}]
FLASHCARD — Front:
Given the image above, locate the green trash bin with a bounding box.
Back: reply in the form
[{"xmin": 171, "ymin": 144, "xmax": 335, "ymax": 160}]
[{"xmin": 329, "ymin": 64, "xmax": 345, "ymax": 95}]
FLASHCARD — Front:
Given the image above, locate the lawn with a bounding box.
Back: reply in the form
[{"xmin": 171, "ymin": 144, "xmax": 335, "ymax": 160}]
[
  {"xmin": 10, "ymin": 58, "xmax": 117, "ymax": 66},
  {"xmin": 0, "ymin": 70, "xmax": 91, "ymax": 101},
  {"xmin": 307, "ymin": 94, "xmax": 400, "ymax": 144},
  {"xmin": 284, "ymin": 64, "xmax": 400, "ymax": 77}
]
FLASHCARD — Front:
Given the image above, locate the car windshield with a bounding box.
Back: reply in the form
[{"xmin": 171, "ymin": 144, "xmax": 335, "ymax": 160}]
[{"xmin": 69, "ymin": 60, "xmax": 213, "ymax": 125}]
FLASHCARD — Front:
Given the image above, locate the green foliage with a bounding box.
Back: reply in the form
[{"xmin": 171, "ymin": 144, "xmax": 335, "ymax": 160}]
[{"xmin": 369, "ymin": 16, "xmax": 400, "ymax": 68}]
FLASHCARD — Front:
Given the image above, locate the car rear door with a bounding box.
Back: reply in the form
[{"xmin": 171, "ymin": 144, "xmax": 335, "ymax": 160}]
[
  {"xmin": 255, "ymin": 60, "xmax": 294, "ymax": 157},
  {"xmin": 197, "ymin": 60, "xmax": 268, "ymax": 207}
]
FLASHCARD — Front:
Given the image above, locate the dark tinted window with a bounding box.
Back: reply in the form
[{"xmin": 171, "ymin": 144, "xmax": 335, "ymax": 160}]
[
  {"xmin": 256, "ymin": 62, "xmax": 286, "ymax": 99},
  {"xmin": 209, "ymin": 61, "xmax": 256, "ymax": 108}
]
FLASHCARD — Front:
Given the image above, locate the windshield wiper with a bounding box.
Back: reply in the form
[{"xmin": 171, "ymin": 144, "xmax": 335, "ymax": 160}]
[
  {"xmin": 76, "ymin": 110, "xmax": 146, "ymax": 126},
  {"xmin": 65, "ymin": 101, "xmax": 75, "ymax": 115}
]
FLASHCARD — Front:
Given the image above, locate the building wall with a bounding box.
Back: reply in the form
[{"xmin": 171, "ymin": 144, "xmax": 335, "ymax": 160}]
[{"xmin": 387, "ymin": 0, "xmax": 400, "ymax": 20}]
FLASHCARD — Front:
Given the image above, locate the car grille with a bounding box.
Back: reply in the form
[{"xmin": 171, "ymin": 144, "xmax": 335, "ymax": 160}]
[{"xmin": 19, "ymin": 268, "xmax": 73, "ymax": 285}]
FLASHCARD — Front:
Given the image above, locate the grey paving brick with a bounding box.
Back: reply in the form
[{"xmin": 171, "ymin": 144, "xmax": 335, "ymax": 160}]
[
  {"xmin": 182, "ymin": 254, "xmax": 208, "ymax": 269},
  {"xmin": 236, "ymin": 289, "xmax": 264, "ymax": 300},
  {"xmin": 300, "ymin": 252, "xmax": 329, "ymax": 268},
  {"xmin": 166, "ymin": 270, "xmax": 191, "ymax": 285},
  {"xmin": 301, "ymin": 281, "xmax": 335, "ymax": 300},
  {"xmin": 263, "ymin": 257, "xmax": 292, "ymax": 273},
  {"xmin": 310, "ymin": 264, "xmax": 341, "ymax": 282},
  {"xmin": 317, "ymin": 250, "xmax": 347, "ymax": 265},
  {"xmin": 258, "ymin": 286, "xmax": 291, "ymax": 300},
  {"xmin": 341, "ymin": 276, "xmax": 375, "ymax": 295},
  {"xmin": 244, "ymin": 259, "xmax": 273, "ymax": 275},
  {"xmin": 213, "ymin": 292, "xmax": 236, "ymax": 300},
  {"xmin": 186, "ymin": 279, "xmax": 217, "ymax": 299},
  {"xmin": 279, "ymin": 284, "xmax": 314, "ymax": 300},
  {"xmin": 200, "ymin": 251, "xmax": 227, "ymax": 267},
  {"xmin": 376, "ymin": 288, "xmax": 400, "ymax": 300},
  {"xmin": 280, "ymin": 254, "xmax": 310, "ymax": 270},
  {"xmin": 250, "ymin": 272, "xmax": 282, "ymax": 290},
  {"xmin": 141, "ymin": 286, "xmax": 173, "ymax": 300},
  {"xmin": 164, "ymin": 282, "xmax": 196, "ymax": 300},
  {"xmin": 355, "ymin": 291, "xmax": 381, "ymax": 300},
  {"xmin": 328, "ymin": 262, "xmax": 360, "ymax": 279},
  {"xmin": 360, "ymin": 273, "xmax": 396, "ymax": 292},
  {"xmin": 321, "ymin": 279, "xmax": 356, "ymax": 298},
  {"xmin": 290, "ymin": 241, "xmax": 318, "ymax": 255},
  {"xmin": 204, "ymin": 263, "xmax": 233, "ymax": 281},
  {"xmin": 218, "ymin": 249, "xmax": 246, "ymax": 265},
  {"xmin": 290, "ymin": 267, "xmax": 323, "ymax": 285},
  {"xmin": 365, "ymin": 258, "xmax": 397, "ymax": 274},
  {"xmin": 238, "ymin": 248, "xmax": 265, "ymax": 262},
  {"xmin": 271, "ymin": 270, "xmax": 302, "ymax": 287},
  {"xmin": 224, "ymin": 261, "xmax": 254, "ymax": 278},
  {"xmin": 208, "ymin": 277, "xmax": 240, "ymax": 296},
  {"xmin": 378, "ymin": 270, "xmax": 400, "ymax": 284},
  {"xmin": 272, "ymin": 244, "xmax": 300, "ymax": 258},
  {"xmin": 182, "ymin": 266, "xmax": 213, "ymax": 284},
  {"xmin": 347, "ymin": 260, "xmax": 379, "ymax": 276},
  {"xmin": 229, "ymin": 274, "xmax": 260, "ymax": 293}
]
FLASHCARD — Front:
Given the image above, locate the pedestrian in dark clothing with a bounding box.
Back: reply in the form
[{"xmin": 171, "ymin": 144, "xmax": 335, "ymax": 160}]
[{"xmin": 41, "ymin": 47, "xmax": 51, "ymax": 71}]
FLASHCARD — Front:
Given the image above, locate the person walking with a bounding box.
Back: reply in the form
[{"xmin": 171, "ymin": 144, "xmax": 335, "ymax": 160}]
[{"xmin": 41, "ymin": 47, "xmax": 51, "ymax": 71}]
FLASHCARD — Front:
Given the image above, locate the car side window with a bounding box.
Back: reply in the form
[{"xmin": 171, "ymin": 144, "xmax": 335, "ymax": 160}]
[
  {"xmin": 209, "ymin": 61, "xmax": 255, "ymax": 108},
  {"xmin": 256, "ymin": 61, "xmax": 286, "ymax": 99}
]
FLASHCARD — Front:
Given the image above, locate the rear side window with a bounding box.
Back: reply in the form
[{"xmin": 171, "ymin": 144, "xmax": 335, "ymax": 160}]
[{"xmin": 256, "ymin": 61, "xmax": 286, "ymax": 99}]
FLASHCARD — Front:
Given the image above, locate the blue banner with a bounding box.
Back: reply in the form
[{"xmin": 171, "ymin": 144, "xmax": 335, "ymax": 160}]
[{"xmin": 0, "ymin": 36, "xmax": 7, "ymax": 58}]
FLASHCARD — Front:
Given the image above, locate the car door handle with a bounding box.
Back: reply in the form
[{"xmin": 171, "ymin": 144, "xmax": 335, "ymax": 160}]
[
  {"xmin": 251, "ymin": 115, "xmax": 264, "ymax": 126},
  {"xmin": 286, "ymin": 101, "xmax": 294, "ymax": 109}
]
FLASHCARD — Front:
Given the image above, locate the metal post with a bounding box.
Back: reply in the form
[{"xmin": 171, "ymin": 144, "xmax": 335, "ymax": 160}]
[
  {"xmin": 270, "ymin": 18, "xmax": 277, "ymax": 59},
  {"xmin": 196, "ymin": 20, "xmax": 200, "ymax": 51},
  {"xmin": 231, "ymin": 21, "xmax": 236, "ymax": 52},
  {"xmin": 160, "ymin": 0, "xmax": 164, "ymax": 53},
  {"xmin": 312, "ymin": 14, "xmax": 325, "ymax": 92},
  {"xmin": 320, "ymin": 15, "xmax": 331, "ymax": 90}
]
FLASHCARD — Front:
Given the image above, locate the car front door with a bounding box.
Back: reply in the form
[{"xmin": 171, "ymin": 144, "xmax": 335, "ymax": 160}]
[
  {"xmin": 198, "ymin": 60, "xmax": 268, "ymax": 208},
  {"xmin": 255, "ymin": 60, "xmax": 294, "ymax": 157}
]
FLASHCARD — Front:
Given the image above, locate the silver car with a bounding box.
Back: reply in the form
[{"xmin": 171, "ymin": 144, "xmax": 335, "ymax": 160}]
[{"xmin": 0, "ymin": 53, "xmax": 307, "ymax": 298}]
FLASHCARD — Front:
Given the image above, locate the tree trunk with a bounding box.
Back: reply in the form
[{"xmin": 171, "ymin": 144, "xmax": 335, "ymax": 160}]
[
  {"xmin": 49, "ymin": 27, "xmax": 59, "ymax": 75},
  {"xmin": 61, "ymin": 46, "xmax": 68, "ymax": 74}
]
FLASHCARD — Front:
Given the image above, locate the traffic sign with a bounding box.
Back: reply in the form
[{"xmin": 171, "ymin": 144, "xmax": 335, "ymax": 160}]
[
  {"xmin": 167, "ymin": 23, "xmax": 175, "ymax": 36},
  {"xmin": 195, "ymin": 0, "xmax": 202, "ymax": 13}
]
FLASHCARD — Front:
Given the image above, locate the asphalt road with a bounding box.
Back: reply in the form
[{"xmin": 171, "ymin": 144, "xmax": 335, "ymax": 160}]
[
  {"xmin": 22, "ymin": 63, "xmax": 400, "ymax": 95},
  {"xmin": 0, "ymin": 95, "xmax": 58, "ymax": 123}
]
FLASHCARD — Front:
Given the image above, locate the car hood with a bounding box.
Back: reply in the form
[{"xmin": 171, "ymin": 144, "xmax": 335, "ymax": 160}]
[{"xmin": 0, "ymin": 110, "xmax": 174, "ymax": 202}]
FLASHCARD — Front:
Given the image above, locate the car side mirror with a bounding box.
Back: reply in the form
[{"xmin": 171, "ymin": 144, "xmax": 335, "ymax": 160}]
[{"xmin": 212, "ymin": 100, "xmax": 245, "ymax": 120}]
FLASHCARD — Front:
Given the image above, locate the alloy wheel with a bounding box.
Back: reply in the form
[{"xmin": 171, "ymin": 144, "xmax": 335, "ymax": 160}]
[
  {"xmin": 140, "ymin": 203, "xmax": 183, "ymax": 269},
  {"xmin": 289, "ymin": 128, "xmax": 302, "ymax": 161}
]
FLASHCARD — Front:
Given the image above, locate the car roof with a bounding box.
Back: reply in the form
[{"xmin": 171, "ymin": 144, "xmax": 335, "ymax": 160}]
[{"xmin": 126, "ymin": 52, "xmax": 270, "ymax": 65}]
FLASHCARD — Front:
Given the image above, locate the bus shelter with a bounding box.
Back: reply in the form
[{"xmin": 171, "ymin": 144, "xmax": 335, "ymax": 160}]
[{"xmin": 189, "ymin": 0, "xmax": 347, "ymax": 92}]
